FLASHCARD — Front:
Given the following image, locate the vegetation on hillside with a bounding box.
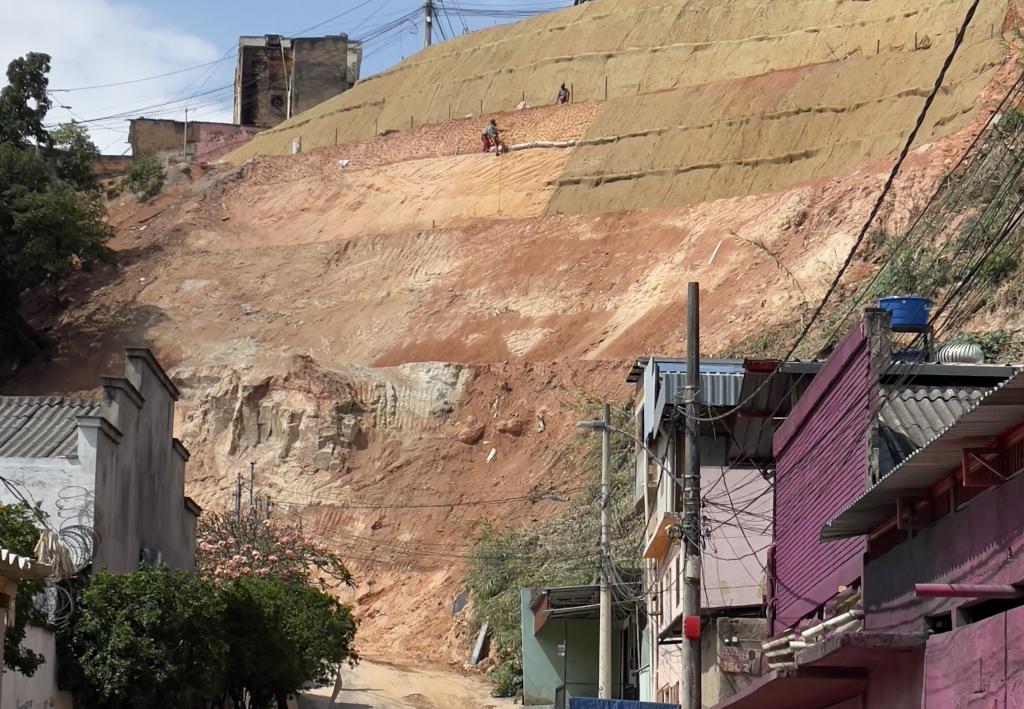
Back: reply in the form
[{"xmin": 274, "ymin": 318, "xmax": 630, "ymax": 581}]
[
  {"xmin": 0, "ymin": 52, "xmax": 112, "ymax": 373},
  {"xmin": 123, "ymin": 154, "xmax": 164, "ymax": 198},
  {"xmin": 465, "ymin": 396, "xmax": 643, "ymax": 697},
  {"xmin": 726, "ymin": 106, "xmax": 1024, "ymax": 362}
]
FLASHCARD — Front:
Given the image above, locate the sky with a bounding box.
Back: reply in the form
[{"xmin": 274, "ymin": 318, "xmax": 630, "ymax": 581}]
[{"xmin": 0, "ymin": 0, "xmax": 566, "ymax": 154}]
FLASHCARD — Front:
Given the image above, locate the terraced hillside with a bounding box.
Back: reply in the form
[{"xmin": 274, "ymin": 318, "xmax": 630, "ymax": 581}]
[
  {"xmin": 9, "ymin": 0, "xmax": 1024, "ymax": 670},
  {"xmin": 229, "ymin": 0, "xmax": 1010, "ymax": 214}
]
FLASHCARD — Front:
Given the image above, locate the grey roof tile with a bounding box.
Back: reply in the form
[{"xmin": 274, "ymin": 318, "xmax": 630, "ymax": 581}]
[
  {"xmin": 877, "ymin": 385, "xmax": 989, "ymax": 474},
  {"xmin": 0, "ymin": 397, "xmax": 101, "ymax": 458}
]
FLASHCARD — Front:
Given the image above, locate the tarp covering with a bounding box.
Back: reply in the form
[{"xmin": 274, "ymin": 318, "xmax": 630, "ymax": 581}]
[{"xmin": 568, "ymin": 700, "xmax": 678, "ymax": 709}]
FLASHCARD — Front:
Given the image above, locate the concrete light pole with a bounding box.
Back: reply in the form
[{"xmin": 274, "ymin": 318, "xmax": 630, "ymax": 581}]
[
  {"xmin": 681, "ymin": 281, "xmax": 702, "ymax": 709},
  {"xmin": 576, "ymin": 404, "xmax": 613, "ymax": 698},
  {"xmin": 598, "ymin": 402, "xmax": 612, "ymax": 698}
]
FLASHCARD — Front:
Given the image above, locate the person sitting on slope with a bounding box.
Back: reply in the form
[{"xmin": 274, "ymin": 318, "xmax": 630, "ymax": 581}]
[
  {"xmin": 556, "ymin": 82, "xmax": 570, "ymax": 104},
  {"xmin": 481, "ymin": 118, "xmax": 505, "ymax": 154}
]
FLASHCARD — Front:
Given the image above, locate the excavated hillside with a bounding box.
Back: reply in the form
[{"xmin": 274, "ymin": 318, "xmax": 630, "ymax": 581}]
[{"xmin": 8, "ymin": 0, "xmax": 1024, "ymax": 670}]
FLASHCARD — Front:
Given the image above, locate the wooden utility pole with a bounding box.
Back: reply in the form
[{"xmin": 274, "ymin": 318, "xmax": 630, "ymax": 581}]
[
  {"xmin": 681, "ymin": 281, "xmax": 702, "ymax": 709},
  {"xmin": 182, "ymin": 107, "xmax": 188, "ymax": 161},
  {"xmin": 424, "ymin": 0, "xmax": 433, "ymax": 48}
]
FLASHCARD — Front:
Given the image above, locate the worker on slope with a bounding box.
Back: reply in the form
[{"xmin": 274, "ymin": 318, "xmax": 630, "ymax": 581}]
[
  {"xmin": 556, "ymin": 82, "xmax": 570, "ymax": 104},
  {"xmin": 481, "ymin": 118, "xmax": 506, "ymax": 154}
]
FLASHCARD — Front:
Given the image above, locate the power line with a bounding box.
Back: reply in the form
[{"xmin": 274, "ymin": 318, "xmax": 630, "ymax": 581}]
[{"xmin": 681, "ymin": 0, "xmax": 986, "ymax": 424}]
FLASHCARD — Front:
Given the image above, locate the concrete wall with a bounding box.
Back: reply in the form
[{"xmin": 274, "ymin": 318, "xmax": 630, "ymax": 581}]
[
  {"xmin": 520, "ymin": 589, "xmax": 625, "ymax": 705},
  {"xmin": 772, "ymin": 322, "xmax": 873, "ymax": 633},
  {"xmin": 91, "ymin": 154, "xmax": 132, "ymax": 179},
  {"xmin": 923, "ymin": 604, "xmax": 1024, "ymax": 707},
  {"xmin": 0, "ymin": 626, "xmax": 73, "ymax": 709},
  {"xmin": 290, "ymin": 36, "xmax": 357, "ymax": 116},
  {"xmin": 93, "ymin": 349, "xmax": 195, "ymax": 573},
  {"xmin": 865, "ymin": 464, "xmax": 1024, "ymax": 634},
  {"xmin": 655, "ymin": 617, "xmax": 766, "ymax": 707}
]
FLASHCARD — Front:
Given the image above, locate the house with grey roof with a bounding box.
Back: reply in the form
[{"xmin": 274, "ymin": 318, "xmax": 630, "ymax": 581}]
[
  {"xmin": 0, "ymin": 348, "xmax": 199, "ymax": 709},
  {"xmin": 0, "ymin": 348, "xmax": 198, "ymax": 573}
]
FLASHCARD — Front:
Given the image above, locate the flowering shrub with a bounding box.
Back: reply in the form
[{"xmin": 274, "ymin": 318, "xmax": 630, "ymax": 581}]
[{"xmin": 196, "ymin": 513, "xmax": 353, "ymax": 589}]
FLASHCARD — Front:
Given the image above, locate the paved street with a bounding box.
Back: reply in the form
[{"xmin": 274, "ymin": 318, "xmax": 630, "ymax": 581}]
[{"xmin": 298, "ymin": 659, "xmax": 515, "ymax": 709}]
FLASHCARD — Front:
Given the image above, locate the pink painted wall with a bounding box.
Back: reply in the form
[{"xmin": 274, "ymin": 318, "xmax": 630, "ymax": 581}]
[
  {"xmin": 865, "ymin": 463, "xmax": 1024, "ymax": 634},
  {"xmin": 190, "ymin": 122, "xmax": 262, "ymax": 163},
  {"xmin": 771, "ymin": 323, "xmax": 872, "ymax": 633},
  {"xmin": 923, "ymin": 605, "xmax": 1024, "ymax": 707},
  {"xmin": 867, "ymin": 649, "xmax": 924, "ymax": 708},
  {"xmin": 653, "ymin": 469, "xmax": 769, "ymax": 637}
]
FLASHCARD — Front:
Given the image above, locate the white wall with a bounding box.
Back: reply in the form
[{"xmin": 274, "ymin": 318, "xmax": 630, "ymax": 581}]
[
  {"xmin": 1, "ymin": 626, "xmax": 73, "ymax": 709},
  {"xmin": 0, "ymin": 457, "xmax": 95, "ymax": 529}
]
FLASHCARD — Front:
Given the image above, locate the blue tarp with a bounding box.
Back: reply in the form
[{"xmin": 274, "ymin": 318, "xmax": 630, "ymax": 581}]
[{"xmin": 568, "ymin": 700, "xmax": 679, "ymax": 709}]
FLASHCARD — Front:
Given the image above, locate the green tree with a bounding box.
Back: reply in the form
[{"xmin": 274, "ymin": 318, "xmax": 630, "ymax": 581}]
[
  {"xmin": 0, "ymin": 53, "xmax": 113, "ymax": 370},
  {"xmin": 221, "ymin": 577, "xmax": 358, "ymax": 709},
  {"xmin": 0, "ymin": 503, "xmax": 46, "ymax": 676},
  {"xmin": 123, "ymin": 154, "xmax": 164, "ymax": 198},
  {"xmin": 60, "ymin": 566, "xmax": 227, "ymax": 709},
  {"xmin": 0, "ymin": 52, "xmax": 51, "ymax": 146},
  {"xmin": 50, "ymin": 122, "xmax": 99, "ymax": 192}
]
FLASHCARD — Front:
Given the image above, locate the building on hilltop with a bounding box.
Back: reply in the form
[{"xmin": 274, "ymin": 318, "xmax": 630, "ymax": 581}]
[
  {"xmin": 0, "ymin": 348, "xmax": 199, "ymax": 709},
  {"xmin": 233, "ymin": 34, "xmax": 362, "ymax": 128}
]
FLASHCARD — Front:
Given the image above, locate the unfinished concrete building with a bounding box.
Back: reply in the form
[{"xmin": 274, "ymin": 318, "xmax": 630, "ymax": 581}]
[{"xmin": 232, "ymin": 34, "xmax": 362, "ymax": 128}]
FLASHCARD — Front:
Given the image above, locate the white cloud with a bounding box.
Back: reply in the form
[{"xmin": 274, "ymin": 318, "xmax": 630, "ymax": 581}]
[{"xmin": 0, "ymin": 0, "xmax": 231, "ymax": 153}]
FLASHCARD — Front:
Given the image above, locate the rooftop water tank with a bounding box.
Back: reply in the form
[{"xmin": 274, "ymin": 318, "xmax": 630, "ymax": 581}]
[{"xmin": 877, "ymin": 295, "xmax": 931, "ymax": 330}]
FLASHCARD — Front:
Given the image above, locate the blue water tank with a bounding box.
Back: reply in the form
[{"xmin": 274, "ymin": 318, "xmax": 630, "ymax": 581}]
[{"xmin": 877, "ymin": 295, "xmax": 931, "ymax": 329}]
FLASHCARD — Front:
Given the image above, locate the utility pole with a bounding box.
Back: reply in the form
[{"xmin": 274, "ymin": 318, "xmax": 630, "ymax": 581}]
[
  {"xmin": 234, "ymin": 470, "xmax": 242, "ymax": 519},
  {"xmin": 182, "ymin": 107, "xmax": 188, "ymax": 161},
  {"xmin": 681, "ymin": 282, "xmax": 702, "ymax": 709},
  {"xmin": 248, "ymin": 461, "xmax": 255, "ymax": 516},
  {"xmin": 598, "ymin": 402, "xmax": 612, "ymax": 699},
  {"xmin": 424, "ymin": 0, "xmax": 433, "ymax": 48}
]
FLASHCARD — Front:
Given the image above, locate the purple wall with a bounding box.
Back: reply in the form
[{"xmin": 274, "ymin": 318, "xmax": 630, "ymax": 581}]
[
  {"xmin": 771, "ymin": 324, "xmax": 872, "ymax": 633},
  {"xmin": 865, "ymin": 463, "xmax": 1024, "ymax": 634},
  {"xmin": 923, "ymin": 605, "xmax": 1024, "ymax": 707}
]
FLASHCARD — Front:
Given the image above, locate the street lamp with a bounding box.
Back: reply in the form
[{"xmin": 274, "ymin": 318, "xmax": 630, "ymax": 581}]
[{"xmin": 576, "ymin": 419, "xmax": 679, "ymax": 485}]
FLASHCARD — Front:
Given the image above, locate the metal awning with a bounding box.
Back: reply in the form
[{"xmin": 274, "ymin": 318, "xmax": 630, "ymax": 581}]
[{"xmin": 821, "ymin": 371, "xmax": 1024, "ymax": 540}]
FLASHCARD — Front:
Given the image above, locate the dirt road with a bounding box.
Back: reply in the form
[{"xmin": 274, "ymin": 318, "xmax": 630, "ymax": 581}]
[{"xmin": 297, "ymin": 659, "xmax": 515, "ymax": 709}]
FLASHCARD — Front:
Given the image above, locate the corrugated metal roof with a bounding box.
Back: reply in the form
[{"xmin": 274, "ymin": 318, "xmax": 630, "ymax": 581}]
[
  {"xmin": 822, "ymin": 371, "xmax": 1024, "ymax": 540},
  {"xmin": 0, "ymin": 396, "xmax": 101, "ymax": 458},
  {"xmin": 877, "ymin": 385, "xmax": 990, "ymax": 474},
  {"xmin": 661, "ymin": 371, "xmax": 744, "ymax": 408}
]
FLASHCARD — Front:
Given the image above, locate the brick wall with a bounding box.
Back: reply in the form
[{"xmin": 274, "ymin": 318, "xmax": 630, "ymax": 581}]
[{"xmin": 771, "ymin": 321, "xmax": 873, "ymax": 633}]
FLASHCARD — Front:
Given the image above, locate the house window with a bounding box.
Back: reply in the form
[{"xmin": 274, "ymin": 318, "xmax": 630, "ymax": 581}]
[
  {"xmin": 924, "ymin": 612, "xmax": 952, "ymax": 635},
  {"xmin": 675, "ymin": 556, "xmax": 680, "ymax": 607},
  {"xmin": 139, "ymin": 548, "xmax": 163, "ymax": 567},
  {"xmin": 959, "ymin": 596, "xmax": 1024, "ymax": 626}
]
